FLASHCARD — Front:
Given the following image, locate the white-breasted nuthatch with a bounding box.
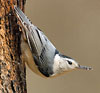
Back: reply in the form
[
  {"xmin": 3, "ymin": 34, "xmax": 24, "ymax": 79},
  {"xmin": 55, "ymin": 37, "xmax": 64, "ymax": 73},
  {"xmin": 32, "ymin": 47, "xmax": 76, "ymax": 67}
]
[{"xmin": 14, "ymin": 6, "xmax": 92, "ymax": 78}]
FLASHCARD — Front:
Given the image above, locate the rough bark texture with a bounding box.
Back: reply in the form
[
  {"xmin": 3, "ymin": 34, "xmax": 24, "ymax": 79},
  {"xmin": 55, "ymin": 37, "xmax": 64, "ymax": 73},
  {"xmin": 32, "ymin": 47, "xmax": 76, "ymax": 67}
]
[{"xmin": 0, "ymin": 0, "xmax": 27, "ymax": 93}]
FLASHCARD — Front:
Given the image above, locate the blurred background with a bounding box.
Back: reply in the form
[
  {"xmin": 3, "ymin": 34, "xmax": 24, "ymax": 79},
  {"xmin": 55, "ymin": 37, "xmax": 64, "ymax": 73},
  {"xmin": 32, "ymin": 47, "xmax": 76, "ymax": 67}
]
[{"xmin": 25, "ymin": 0, "xmax": 100, "ymax": 93}]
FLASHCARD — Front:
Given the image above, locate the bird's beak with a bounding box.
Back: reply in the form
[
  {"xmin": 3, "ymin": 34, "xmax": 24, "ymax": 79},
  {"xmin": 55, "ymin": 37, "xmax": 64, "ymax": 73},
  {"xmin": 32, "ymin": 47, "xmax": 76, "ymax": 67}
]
[{"xmin": 76, "ymin": 64, "xmax": 92, "ymax": 70}]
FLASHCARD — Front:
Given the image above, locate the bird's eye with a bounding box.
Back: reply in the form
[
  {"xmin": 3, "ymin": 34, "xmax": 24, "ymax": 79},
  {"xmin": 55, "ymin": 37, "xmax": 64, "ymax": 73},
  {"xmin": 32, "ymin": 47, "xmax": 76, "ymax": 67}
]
[{"xmin": 67, "ymin": 61, "xmax": 72, "ymax": 65}]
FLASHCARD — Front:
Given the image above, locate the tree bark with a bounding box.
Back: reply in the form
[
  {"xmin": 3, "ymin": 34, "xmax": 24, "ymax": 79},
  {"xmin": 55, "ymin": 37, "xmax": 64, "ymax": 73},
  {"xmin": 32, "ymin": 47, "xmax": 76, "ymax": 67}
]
[{"xmin": 0, "ymin": 0, "xmax": 27, "ymax": 93}]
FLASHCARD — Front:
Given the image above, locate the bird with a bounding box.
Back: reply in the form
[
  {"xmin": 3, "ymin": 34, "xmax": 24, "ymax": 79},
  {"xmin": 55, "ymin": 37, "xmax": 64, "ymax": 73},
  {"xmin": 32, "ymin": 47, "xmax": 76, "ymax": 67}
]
[{"xmin": 14, "ymin": 6, "xmax": 92, "ymax": 78}]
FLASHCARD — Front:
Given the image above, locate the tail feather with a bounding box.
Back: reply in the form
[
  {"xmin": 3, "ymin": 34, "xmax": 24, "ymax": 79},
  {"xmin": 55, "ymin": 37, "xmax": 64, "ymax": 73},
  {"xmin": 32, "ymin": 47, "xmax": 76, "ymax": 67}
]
[
  {"xmin": 14, "ymin": 5, "xmax": 32, "ymax": 26},
  {"xmin": 14, "ymin": 6, "xmax": 43, "ymax": 56}
]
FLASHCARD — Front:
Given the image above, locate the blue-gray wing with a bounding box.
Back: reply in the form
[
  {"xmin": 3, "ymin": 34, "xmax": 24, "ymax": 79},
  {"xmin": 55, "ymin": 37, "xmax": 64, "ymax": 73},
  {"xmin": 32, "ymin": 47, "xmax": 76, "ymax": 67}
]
[
  {"xmin": 26, "ymin": 26, "xmax": 56, "ymax": 77},
  {"xmin": 27, "ymin": 26, "xmax": 56, "ymax": 64},
  {"xmin": 14, "ymin": 6, "xmax": 56, "ymax": 69}
]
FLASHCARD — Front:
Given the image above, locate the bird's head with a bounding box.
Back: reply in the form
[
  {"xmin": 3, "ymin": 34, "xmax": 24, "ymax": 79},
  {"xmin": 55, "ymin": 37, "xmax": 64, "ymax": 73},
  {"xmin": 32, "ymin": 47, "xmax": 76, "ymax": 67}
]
[
  {"xmin": 59, "ymin": 54, "xmax": 92, "ymax": 71},
  {"xmin": 53, "ymin": 54, "xmax": 92, "ymax": 77}
]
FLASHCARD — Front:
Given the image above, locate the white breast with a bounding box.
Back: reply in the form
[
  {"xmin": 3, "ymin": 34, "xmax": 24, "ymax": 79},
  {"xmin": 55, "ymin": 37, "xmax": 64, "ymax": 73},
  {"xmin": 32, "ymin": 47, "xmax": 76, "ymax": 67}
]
[{"xmin": 52, "ymin": 54, "xmax": 68, "ymax": 77}]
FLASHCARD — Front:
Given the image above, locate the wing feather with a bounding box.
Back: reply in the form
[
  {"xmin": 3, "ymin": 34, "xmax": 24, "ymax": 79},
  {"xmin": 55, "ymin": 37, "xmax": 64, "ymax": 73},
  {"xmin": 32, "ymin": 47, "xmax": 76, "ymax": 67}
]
[{"xmin": 14, "ymin": 6, "xmax": 56, "ymax": 58}]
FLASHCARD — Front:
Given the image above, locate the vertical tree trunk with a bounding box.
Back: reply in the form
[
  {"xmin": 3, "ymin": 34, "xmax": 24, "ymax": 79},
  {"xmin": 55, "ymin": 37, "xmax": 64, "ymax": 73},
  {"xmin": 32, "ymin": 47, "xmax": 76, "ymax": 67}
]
[{"xmin": 0, "ymin": 0, "xmax": 27, "ymax": 93}]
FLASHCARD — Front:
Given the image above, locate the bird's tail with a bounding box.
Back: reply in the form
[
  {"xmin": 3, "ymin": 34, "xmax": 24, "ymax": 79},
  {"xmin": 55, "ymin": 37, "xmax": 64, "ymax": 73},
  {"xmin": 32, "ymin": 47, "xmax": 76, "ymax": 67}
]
[
  {"xmin": 14, "ymin": 5, "xmax": 43, "ymax": 56},
  {"xmin": 14, "ymin": 5, "xmax": 35, "ymax": 30}
]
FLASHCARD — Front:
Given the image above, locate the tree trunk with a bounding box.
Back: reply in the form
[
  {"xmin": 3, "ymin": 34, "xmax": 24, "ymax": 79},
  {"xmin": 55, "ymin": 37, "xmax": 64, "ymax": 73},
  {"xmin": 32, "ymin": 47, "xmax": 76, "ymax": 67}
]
[{"xmin": 0, "ymin": 0, "xmax": 27, "ymax": 93}]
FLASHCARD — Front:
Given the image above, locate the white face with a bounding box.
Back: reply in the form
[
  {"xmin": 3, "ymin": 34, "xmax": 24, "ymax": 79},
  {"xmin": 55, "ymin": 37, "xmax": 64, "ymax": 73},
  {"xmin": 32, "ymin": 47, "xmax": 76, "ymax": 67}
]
[
  {"xmin": 52, "ymin": 54, "xmax": 79, "ymax": 76},
  {"xmin": 64, "ymin": 58, "xmax": 79, "ymax": 70},
  {"xmin": 52, "ymin": 54, "xmax": 92, "ymax": 77},
  {"xmin": 63, "ymin": 58, "xmax": 92, "ymax": 71}
]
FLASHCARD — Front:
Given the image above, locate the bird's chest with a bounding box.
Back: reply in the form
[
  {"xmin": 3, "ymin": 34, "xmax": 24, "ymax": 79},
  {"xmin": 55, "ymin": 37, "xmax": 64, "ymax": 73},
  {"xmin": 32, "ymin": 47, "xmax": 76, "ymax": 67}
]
[{"xmin": 52, "ymin": 55, "xmax": 67, "ymax": 76}]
